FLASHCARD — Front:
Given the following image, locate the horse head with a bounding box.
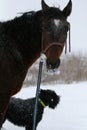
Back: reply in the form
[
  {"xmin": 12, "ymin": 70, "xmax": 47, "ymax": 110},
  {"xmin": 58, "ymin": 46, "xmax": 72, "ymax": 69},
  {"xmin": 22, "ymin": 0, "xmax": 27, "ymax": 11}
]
[{"xmin": 41, "ymin": 0, "xmax": 72, "ymax": 72}]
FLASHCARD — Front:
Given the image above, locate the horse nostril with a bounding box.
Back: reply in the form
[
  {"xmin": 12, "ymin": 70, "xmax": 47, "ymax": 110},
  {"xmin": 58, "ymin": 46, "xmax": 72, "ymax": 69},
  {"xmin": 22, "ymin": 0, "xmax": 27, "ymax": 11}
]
[
  {"xmin": 56, "ymin": 58, "xmax": 60, "ymax": 68},
  {"xmin": 46, "ymin": 58, "xmax": 60, "ymax": 71}
]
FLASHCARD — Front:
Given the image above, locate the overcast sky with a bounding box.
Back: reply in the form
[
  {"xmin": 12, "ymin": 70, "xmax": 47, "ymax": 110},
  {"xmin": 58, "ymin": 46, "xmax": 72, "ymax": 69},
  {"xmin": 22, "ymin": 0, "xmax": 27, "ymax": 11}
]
[{"xmin": 0, "ymin": 0, "xmax": 87, "ymax": 54}]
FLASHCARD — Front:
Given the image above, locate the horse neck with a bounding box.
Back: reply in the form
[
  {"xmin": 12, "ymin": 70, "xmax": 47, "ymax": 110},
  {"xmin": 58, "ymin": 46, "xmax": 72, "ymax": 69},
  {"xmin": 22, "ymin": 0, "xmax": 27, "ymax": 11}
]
[{"xmin": 2, "ymin": 11, "xmax": 42, "ymax": 67}]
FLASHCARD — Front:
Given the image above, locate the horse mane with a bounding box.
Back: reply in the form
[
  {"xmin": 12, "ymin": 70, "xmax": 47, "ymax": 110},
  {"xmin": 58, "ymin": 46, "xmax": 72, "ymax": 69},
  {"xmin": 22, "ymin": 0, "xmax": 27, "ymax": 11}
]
[
  {"xmin": 18, "ymin": 11, "xmax": 35, "ymax": 17},
  {"xmin": 0, "ymin": 11, "xmax": 36, "ymax": 38},
  {"xmin": 0, "ymin": 11, "xmax": 36, "ymax": 29},
  {"xmin": 15, "ymin": 6, "xmax": 62, "ymax": 23}
]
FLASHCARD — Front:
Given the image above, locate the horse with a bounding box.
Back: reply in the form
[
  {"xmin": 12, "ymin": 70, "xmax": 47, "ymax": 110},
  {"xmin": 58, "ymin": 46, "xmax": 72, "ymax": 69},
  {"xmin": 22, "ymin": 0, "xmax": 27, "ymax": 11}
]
[{"xmin": 0, "ymin": 0, "xmax": 72, "ymax": 128}]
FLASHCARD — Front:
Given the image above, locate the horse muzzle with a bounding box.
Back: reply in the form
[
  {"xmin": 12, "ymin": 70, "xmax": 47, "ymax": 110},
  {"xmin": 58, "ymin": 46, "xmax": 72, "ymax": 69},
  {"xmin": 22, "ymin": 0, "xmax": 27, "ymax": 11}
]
[{"xmin": 46, "ymin": 58, "xmax": 60, "ymax": 72}]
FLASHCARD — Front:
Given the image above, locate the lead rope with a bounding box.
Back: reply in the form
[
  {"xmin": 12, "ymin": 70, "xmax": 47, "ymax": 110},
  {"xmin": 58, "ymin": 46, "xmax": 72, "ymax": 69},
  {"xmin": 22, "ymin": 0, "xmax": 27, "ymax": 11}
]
[
  {"xmin": 33, "ymin": 20, "xmax": 45, "ymax": 130},
  {"xmin": 33, "ymin": 54, "xmax": 44, "ymax": 130}
]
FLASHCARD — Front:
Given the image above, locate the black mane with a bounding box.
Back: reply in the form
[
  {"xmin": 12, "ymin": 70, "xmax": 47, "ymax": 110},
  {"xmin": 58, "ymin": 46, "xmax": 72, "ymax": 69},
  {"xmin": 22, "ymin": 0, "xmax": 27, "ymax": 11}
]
[{"xmin": 19, "ymin": 11, "xmax": 35, "ymax": 17}]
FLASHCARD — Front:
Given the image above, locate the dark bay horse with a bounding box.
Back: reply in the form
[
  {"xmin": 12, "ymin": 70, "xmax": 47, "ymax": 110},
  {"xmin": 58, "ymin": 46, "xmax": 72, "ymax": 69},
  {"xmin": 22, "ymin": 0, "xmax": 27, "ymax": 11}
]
[{"xmin": 0, "ymin": 0, "xmax": 72, "ymax": 127}]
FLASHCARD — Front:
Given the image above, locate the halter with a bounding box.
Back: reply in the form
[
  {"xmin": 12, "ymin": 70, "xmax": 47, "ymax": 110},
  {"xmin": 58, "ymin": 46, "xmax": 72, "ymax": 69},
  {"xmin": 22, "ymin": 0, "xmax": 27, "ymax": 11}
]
[
  {"xmin": 42, "ymin": 42, "xmax": 65, "ymax": 54},
  {"xmin": 41, "ymin": 23, "xmax": 71, "ymax": 55}
]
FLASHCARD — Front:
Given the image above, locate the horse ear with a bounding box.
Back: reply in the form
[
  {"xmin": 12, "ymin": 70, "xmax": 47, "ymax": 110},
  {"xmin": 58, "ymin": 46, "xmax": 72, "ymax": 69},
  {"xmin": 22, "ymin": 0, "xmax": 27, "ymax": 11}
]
[
  {"xmin": 41, "ymin": 0, "xmax": 49, "ymax": 12},
  {"xmin": 63, "ymin": 0, "xmax": 72, "ymax": 17}
]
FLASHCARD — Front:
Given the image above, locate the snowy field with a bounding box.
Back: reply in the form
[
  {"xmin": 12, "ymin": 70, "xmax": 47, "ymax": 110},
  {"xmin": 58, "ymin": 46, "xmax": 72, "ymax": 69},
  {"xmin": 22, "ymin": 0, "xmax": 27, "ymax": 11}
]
[{"xmin": 2, "ymin": 82, "xmax": 87, "ymax": 130}]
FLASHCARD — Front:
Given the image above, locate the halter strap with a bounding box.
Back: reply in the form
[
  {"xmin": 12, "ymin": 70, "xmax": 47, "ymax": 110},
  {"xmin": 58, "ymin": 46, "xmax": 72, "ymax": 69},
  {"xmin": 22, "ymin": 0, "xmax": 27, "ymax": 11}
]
[
  {"xmin": 41, "ymin": 24, "xmax": 71, "ymax": 54},
  {"xmin": 38, "ymin": 98, "xmax": 46, "ymax": 108},
  {"xmin": 42, "ymin": 42, "xmax": 64, "ymax": 54}
]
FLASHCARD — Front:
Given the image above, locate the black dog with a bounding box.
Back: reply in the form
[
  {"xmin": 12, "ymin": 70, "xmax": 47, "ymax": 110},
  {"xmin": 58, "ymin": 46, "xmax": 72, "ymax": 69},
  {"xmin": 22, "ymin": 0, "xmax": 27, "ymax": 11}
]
[{"xmin": 2, "ymin": 89, "xmax": 60, "ymax": 130}]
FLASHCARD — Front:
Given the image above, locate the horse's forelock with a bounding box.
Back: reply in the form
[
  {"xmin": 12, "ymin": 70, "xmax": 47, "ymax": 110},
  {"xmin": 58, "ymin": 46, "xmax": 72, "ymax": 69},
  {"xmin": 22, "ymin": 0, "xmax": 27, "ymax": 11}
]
[{"xmin": 42, "ymin": 7, "xmax": 63, "ymax": 19}]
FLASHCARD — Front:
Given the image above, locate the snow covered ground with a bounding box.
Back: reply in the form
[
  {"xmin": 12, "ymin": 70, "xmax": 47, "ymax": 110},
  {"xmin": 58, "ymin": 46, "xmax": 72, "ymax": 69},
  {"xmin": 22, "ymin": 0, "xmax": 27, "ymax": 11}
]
[{"xmin": 2, "ymin": 82, "xmax": 87, "ymax": 130}]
